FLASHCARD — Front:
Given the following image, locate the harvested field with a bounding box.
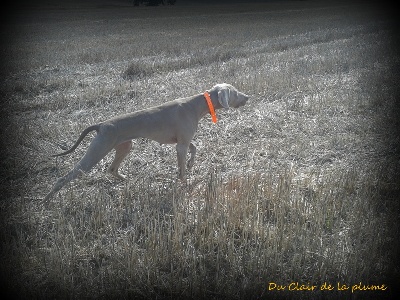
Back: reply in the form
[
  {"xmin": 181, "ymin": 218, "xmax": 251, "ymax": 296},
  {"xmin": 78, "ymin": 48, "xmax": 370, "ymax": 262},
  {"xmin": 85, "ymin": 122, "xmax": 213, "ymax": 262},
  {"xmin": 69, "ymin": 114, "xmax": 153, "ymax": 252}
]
[{"xmin": 1, "ymin": 0, "xmax": 399, "ymax": 299}]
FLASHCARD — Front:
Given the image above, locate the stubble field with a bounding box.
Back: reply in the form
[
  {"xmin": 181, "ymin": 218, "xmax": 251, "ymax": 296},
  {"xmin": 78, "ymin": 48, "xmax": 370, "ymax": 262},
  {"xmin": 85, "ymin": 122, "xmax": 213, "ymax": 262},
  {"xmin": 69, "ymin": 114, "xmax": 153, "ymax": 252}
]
[{"xmin": 1, "ymin": 1, "xmax": 399, "ymax": 299}]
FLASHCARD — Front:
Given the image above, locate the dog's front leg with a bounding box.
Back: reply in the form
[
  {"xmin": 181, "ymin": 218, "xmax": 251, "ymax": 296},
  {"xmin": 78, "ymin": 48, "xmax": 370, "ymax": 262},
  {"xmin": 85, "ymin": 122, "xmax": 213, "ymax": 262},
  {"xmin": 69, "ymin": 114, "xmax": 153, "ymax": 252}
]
[
  {"xmin": 176, "ymin": 143, "xmax": 189, "ymax": 181},
  {"xmin": 187, "ymin": 142, "xmax": 196, "ymax": 170}
]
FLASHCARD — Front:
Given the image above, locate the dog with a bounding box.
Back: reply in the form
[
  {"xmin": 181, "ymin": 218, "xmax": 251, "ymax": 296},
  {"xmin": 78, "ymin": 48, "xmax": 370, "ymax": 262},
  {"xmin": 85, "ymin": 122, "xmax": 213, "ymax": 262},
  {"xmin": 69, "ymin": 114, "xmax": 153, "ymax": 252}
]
[{"xmin": 44, "ymin": 83, "xmax": 249, "ymax": 201}]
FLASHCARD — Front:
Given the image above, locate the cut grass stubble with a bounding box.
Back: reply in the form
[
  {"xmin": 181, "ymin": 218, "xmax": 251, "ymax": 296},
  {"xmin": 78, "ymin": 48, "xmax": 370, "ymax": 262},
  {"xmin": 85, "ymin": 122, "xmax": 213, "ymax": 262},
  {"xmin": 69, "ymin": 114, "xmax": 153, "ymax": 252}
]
[{"xmin": 2, "ymin": 2, "xmax": 399, "ymax": 299}]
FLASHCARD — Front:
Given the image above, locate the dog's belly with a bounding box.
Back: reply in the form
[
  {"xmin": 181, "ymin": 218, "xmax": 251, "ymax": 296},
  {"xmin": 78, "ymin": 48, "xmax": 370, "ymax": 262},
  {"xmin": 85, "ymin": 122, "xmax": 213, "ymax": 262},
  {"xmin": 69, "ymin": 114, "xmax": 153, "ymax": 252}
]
[{"xmin": 151, "ymin": 135, "xmax": 178, "ymax": 144}]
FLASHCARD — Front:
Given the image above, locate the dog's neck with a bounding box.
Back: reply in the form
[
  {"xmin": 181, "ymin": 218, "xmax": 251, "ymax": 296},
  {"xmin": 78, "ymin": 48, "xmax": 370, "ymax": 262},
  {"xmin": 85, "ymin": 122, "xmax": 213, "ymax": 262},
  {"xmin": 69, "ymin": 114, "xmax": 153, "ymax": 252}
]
[
  {"xmin": 203, "ymin": 91, "xmax": 217, "ymax": 123},
  {"xmin": 190, "ymin": 91, "xmax": 222, "ymax": 123}
]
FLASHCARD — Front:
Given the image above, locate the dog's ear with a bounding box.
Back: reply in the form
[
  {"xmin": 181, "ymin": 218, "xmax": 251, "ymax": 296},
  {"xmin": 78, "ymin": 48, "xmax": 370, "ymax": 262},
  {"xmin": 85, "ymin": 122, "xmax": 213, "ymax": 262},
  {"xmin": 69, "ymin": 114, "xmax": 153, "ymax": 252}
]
[{"xmin": 218, "ymin": 88, "xmax": 230, "ymax": 108}]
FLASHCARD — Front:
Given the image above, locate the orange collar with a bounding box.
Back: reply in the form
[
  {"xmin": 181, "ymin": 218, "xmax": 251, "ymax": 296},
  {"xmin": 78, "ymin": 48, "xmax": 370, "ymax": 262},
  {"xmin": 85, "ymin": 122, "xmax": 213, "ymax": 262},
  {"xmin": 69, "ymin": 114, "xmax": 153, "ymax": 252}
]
[{"xmin": 203, "ymin": 91, "xmax": 217, "ymax": 123}]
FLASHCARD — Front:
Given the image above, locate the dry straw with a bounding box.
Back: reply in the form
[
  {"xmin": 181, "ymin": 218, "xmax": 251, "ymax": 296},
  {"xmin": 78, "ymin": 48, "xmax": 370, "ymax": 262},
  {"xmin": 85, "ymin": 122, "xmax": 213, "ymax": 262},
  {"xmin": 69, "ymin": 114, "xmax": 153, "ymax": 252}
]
[{"xmin": 1, "ymin": 1, "xmax": 399, "ymax": 299}]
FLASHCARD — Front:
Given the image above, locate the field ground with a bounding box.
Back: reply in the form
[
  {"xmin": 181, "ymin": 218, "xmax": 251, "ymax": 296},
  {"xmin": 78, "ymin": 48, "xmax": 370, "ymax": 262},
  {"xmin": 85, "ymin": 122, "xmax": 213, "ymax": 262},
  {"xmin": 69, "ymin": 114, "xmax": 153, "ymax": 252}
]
[{"xmin": 1, "ymin": 1, "xmax": 399, "ymax": 299}]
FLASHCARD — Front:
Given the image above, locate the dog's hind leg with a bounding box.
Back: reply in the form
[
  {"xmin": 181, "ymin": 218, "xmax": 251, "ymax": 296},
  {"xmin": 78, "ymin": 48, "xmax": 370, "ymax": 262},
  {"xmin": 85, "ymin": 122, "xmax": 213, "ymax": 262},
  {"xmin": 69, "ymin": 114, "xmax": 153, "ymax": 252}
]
[
  {"xmin": 108, "ymin": 140, "xmax": 132, "ymax": 180},
  {"xmin": 44, "ymin": 134, "xmax": 116, "ymax": 202}
]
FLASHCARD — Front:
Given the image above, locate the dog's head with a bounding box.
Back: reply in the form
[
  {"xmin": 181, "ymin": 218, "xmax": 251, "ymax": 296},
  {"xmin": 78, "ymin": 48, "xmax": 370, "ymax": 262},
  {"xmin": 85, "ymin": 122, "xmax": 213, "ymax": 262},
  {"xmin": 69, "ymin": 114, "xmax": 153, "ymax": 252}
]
[{"xmin": 212, "ymin": 83, "xmax": 249, "ymax": 109}]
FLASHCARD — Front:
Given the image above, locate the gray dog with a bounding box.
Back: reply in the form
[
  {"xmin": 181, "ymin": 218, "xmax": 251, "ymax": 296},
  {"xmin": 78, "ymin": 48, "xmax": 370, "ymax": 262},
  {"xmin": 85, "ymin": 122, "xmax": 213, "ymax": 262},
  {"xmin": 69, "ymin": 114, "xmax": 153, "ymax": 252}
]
[{"xmin": 44, "ymin": 83, "xmax": 249, "ymax": 201}]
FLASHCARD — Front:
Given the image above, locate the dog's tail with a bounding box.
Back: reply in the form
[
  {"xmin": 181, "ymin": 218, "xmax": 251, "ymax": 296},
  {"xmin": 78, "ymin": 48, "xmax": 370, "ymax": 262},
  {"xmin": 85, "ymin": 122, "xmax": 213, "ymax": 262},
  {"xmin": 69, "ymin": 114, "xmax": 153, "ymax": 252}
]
[{"xmin": 52, "ymin": 124, "xmax": 100, "ymax": 157}]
